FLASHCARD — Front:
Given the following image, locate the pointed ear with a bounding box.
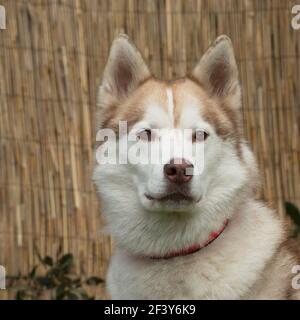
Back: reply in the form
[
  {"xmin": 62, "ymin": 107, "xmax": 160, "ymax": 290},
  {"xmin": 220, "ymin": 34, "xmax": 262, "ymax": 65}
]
[
  {"xmin": 98, "ymin": 34, "xmax": 151, "ymax": 108},
  {"xmin": 191, "ymin": 35, "xmax": 241, "ymax": 108}
]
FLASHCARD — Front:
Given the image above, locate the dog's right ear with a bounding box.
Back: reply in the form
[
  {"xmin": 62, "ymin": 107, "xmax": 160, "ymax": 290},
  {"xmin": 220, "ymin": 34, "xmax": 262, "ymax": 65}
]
[
  {"xmin": 98, "ymin": 34, "xmax": 151, "ymax": 109},
  {"xmin": 191, "ymin": 35, "xmax": 241, "ymax": 110}
]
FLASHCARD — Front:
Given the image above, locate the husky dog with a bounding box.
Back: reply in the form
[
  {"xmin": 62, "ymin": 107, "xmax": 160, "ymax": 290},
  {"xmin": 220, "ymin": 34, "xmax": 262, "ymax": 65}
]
[{"xmin": 93, "ymin": 34, "xmax": 300, "ymax": 299}]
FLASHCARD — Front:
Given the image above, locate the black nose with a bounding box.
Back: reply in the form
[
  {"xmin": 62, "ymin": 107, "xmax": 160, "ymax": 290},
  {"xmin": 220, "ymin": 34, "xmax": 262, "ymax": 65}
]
[{"xmin": 164, "ymin": 158, "xmax": 194, "ymax": 184}]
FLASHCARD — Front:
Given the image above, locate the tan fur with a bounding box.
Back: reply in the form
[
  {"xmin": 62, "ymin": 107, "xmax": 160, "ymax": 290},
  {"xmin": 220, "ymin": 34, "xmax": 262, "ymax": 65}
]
[
  {"xmin": 99, "ymin": 76, "xmax": 241, "ymax": 144},
  {"xmin": 98, "ymin": 79, "xmax": 168, "ymax": 134},
  {"xmin": 174, "ymin": 79, "xmax": 233, "ymax": 136}
]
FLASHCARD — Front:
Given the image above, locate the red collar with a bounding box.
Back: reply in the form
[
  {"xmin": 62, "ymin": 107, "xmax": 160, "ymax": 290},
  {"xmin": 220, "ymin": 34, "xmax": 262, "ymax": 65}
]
[{"xmin": 150, "ymin": 219, "xmax": 229, "ymax": 260}]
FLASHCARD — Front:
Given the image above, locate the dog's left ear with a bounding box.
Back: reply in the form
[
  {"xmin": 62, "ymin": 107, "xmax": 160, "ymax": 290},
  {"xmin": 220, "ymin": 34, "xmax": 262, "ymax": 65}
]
[
  {"xmin": 98, "ymin": 34, "xmax": 151, "ymax": 109},
  {"xmin": 191, "ymin": 35, "xmax": 241, "ymax": 109}
]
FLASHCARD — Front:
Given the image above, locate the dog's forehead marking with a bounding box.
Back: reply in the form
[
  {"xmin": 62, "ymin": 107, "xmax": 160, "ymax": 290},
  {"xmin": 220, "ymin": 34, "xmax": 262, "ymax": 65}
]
[
  {"xmin": 166, "ymin": 87, "xmax": 175, "ymax": 128},
  {"xmin": 171, "ymin": 80, "xmax": 205, "ymax": 128}
]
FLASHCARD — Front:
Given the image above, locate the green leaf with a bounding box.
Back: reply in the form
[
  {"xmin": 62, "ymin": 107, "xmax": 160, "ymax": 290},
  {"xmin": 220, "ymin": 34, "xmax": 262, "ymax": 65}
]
[
  {"xmin": 67, "ymin": 292, "xmax": 78, "ymax": 300},
  {"xmin": 43, "ymin": 256, "xmax": 53, "ymax": 267},
  {"xmin": 49, "ymin": 266, "xmax": 61, "ymax": 278},
  {"xmin": 36, "ymin": 276, "xmax": 53, "ymax": 288},
  {"xmin": 69, "ymin": 277, "xmax": 81, "ymax": 289},
  {"xmin": 16, "ymin": 290, "xmax": 26, "ymax": 300},
  {"xmin": 56, "ymin": 244, "xmax": 63, "ymax": 259},
  {"xmin": 55, "ymin": 284, "xmax": 66, "ymax": 300},
  {"xmin": 10, "ymin": 285, "xmax": 31, "ymax": 291},
  {"xmin": 6, "ymin": 274, "xmax": 22, "ymax": 281},
  {"xmin": 29, "ymin": 265, "xmax": 38, "ymax": 278},
  {"xmin": 34, "ymin": 247, "xmax": 45, "ymax": 265},
  {"xmin": 58, "ymin": 253, "xmax": 74, "ymax": 270},
  {"xmin": 9, "ymin": 249, "xmax": 102, "ymax": 300},
  {"xmin": 85, "ymin": 276, "xmax": 104, "ymax": 286},
  {"xmin": 78, "ymin": 290, "xmax": 91, "ymax": 300},
  {"xmin": 285, "ymin": 202, "xmax": 300, "ymax": 226}
]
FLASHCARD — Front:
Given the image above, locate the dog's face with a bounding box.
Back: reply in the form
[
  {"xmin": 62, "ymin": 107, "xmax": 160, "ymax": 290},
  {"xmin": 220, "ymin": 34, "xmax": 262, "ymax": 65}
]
[{"xmin": 94, "ymin": 35, "xmax": 258, "ymax": 256}]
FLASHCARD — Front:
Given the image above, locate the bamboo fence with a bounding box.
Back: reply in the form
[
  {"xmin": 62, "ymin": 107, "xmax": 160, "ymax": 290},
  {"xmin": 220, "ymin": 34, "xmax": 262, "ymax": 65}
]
[{"xmin": 0, "ymin": 0, "xmax": 299, "ymax": 299}]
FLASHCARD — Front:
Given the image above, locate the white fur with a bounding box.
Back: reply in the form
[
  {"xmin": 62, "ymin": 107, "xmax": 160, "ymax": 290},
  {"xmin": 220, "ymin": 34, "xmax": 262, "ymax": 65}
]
[
  {"xmin": 107, "ymin": 201, "xmax": 284, "ymax": 299},
  {"xmin": 166, "ymin": 88, "xmax": 174, "ymax": 127},
  {"xmin": 94, "ymin": 35, "xmax": 298, "ymax": 300}
]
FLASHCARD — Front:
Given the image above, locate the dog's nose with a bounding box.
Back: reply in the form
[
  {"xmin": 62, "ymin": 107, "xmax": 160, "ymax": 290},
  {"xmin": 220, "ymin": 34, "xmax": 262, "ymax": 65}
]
[{"xmin": 164, "ymin": 158, "xmax": 194, "ymax": 184}]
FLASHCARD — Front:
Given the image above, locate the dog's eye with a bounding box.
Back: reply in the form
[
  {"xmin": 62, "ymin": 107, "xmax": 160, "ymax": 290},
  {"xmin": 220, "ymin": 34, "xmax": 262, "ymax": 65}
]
[
  {"xmin": 137, "ymin": 129, "xmax": 154, "ymax": 142},
  {"xmin": 192, "ymin": 129, "xmax": 209, "ymax": 142}
]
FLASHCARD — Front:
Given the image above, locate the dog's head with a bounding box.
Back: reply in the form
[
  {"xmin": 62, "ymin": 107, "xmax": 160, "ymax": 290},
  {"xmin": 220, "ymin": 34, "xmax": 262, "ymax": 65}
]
[{"xmin": 93, "ymin": 35, "xmax": 259, "ymax": 256}]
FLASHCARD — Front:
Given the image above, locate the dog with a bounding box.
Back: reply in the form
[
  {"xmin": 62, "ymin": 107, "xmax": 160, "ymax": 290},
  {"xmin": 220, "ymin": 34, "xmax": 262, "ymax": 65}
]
[{"xmin": 93, "ymin": 34, "xmax": 300, "ymax": 299}]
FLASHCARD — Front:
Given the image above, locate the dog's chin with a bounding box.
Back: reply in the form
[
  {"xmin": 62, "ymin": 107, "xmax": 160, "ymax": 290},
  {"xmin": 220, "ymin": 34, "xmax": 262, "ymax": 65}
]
[{"xmin": 139, "ymin": 192, "xmax": 201, "ymax": 212}]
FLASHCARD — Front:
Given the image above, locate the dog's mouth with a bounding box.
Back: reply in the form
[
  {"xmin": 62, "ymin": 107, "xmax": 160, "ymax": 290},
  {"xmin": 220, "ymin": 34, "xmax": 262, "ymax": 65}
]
[{"xmin": 145, "ymin": 192, "xmax": 201, "ymax": 203}]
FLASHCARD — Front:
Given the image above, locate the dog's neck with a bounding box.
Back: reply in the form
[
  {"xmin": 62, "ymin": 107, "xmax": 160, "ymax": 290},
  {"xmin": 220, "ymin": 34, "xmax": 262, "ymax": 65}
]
[{"xmin": 148, "ymin": 219, "xmax": 229, "ymax": 259}]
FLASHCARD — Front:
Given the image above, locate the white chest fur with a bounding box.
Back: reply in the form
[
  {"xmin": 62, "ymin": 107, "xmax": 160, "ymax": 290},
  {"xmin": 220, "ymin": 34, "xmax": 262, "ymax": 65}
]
[{"xmin": 107, "ymin": 202, "xmax": 284, "ymax": 300}]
